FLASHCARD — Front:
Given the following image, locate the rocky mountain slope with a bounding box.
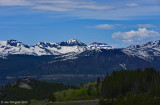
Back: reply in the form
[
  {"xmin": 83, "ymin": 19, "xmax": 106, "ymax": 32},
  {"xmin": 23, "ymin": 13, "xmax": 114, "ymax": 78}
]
[{"xmin": 123, "ymin": 40, "xmax": 160, "ymax": 61}]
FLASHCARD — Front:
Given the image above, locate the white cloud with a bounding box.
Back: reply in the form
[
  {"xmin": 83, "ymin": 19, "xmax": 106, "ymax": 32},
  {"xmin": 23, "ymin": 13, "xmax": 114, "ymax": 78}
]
[
  {"xmin": 87, "ymin": 24, "xmax": 116, "ymax": 29},
  {"xmin": 126, "ymin": 3, "xmax": 139, "ymax": 7},
  {"xmin": 87, "ymin": 24, "xmax": 157, "ymax": 30},
  {"xmin": 86, "ymin": 24, "xmax": 157, "ymax": 29},
  {"xmin": 0, "ymin": 0, "xmax": 160, "ymax": 20},
  {"xmin": 0, "ymin": 0, "xmax": 31, "ymax": 6},
  {"xmin": 0, "ymin": 0, "xmax": 114, "ymax": 12},
  {"xmin": 112, "ymin": 28, "xmax": 160, "ymax": 44},
  {"xmin": 129, "ymin": 24, "xmax": 156, "ymax": 28}
]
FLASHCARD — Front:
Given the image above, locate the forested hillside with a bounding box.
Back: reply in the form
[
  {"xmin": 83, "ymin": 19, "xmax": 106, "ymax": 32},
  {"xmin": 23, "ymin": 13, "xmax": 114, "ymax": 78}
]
[
  {"xmin": 100, "ymin": 68, "xmax": 160, "ymax": 105},
  {"xmin": 0, "ymin": 78, "xmax": 76, "ymax": 101}
]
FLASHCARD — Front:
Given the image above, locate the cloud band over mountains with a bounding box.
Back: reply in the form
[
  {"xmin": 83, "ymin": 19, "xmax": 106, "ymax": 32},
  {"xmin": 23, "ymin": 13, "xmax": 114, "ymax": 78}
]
[{"xmin": 0, "ymin": 0, "xmax": 160, "ymax": 20}]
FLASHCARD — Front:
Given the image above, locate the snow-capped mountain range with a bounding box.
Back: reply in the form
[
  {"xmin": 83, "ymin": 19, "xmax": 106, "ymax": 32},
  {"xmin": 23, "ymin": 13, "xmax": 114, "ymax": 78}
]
[
  {"xmin": 1, "ymin": 39, "xmax": 160, "ymax": 61},
  {"xmin": 0, "ymin": 39, "xmax": 113, "ymax": 57}
]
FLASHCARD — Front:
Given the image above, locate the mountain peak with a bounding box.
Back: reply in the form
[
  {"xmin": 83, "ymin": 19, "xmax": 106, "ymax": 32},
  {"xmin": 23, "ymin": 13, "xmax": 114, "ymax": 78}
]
[
  {"xmin": 126, "ymin": 40, "xmax": 160, "ymax": 49},
  {"xmin": 7, "ymin": 39, "xmax": 18, "ymax": 43},
  {"xmin": 7, "ymin": 39, "xmax": 21, "ymax": 47},
  {"xmin": 91, "ymin": 42, "xmax": 108, "ymax": 45},
  {"xmin": 59, "ymin": 39, "xmax": 87, "ymax": 46},
  {"xmin": 34, "ymin": 41, "xmax": 58, "ymax": 47},
  {"xmin": 145, "ymin": 40, "xmax": 160, "ymax": 46},
  {"xmin": 88, "ymin": 42, "xmax": 114, "ymax": 50},
  {"xmin": 67, "ymin": 39, "xmax": 79, "ymax": 43},
  {"xmin": 123, "ymin": 40, "xmax": 160, "ymax": 61}
]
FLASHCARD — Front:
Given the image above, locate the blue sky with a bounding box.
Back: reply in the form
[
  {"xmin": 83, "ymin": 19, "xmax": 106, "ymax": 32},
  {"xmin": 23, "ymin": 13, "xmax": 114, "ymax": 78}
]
[{"xmin": 0, "ymin": 0, "xmax": 160, "ymax": 48}]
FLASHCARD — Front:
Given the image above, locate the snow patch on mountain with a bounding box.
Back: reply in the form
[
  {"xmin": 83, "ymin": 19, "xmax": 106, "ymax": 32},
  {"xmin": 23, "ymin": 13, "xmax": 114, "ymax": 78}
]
[
  {"xmin": 123, "ymin": 40, "xmax": 160, "ymax": 61},
  {"xmin": 33, "ymin": 39, "xmax": 87, "ymax": 55},
  {"xmin": 88, "ymin": 42, "xmax": 114, "ymax": 50},
  {"xmin": 0, "ymin": 40, "xmax": 35, "ymax": 56},
  {"xmin": 119, "ymin": 63, "xmax": 127, "ymax": 69}
]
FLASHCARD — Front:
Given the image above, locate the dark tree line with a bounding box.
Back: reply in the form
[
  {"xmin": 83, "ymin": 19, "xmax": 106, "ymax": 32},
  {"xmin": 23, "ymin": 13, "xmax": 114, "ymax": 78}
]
[{"xmin": 100, "ymin": 68, "xmax": 160, "ymax": 105}]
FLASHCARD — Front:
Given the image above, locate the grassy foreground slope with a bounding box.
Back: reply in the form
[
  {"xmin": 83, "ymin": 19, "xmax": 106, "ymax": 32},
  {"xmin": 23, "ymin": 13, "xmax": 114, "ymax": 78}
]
[
  {"xmin": 29, "ymin": 81, "xmax": 100, "ymax": 105},
  {"xmin": 54, "ymin": 82, "xmax": 100, "ymax": 101}
]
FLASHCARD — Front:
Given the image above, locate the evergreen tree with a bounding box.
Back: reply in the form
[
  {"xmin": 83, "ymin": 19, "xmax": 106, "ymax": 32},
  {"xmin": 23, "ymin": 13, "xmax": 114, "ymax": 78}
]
[
  {"xmin": 97, "ymin": 77, "xmax": 100, "ymax": 87},
  {"xmin": 48, "ymin": 94, "xmax": 56, "ymax": 103}
]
